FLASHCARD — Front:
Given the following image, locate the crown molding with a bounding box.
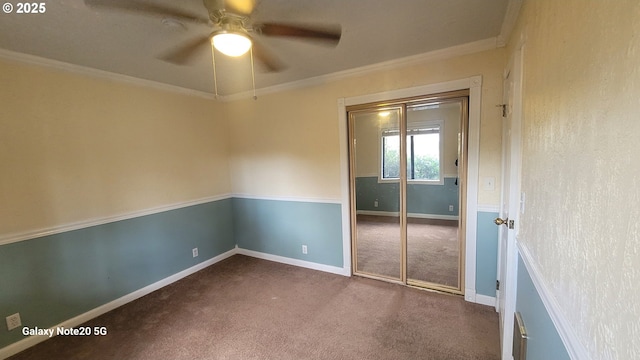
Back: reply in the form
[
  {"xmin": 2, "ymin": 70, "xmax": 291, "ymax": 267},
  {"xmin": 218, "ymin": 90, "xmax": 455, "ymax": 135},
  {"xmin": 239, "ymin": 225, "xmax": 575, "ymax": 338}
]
[
  {"xmin": 0, "ymin": 48, "xmax": 216, "ymax": 100},
  {"xmin": 1, "ymin": 36, "xmax": 499, "ymax": 102},
  {"xmin": 221, "ymin": 37, "xmax": 498, "ymax": 101},
  {"xmin": 497, "ymin": 0, "xmax": 523, "ymax": 47}
]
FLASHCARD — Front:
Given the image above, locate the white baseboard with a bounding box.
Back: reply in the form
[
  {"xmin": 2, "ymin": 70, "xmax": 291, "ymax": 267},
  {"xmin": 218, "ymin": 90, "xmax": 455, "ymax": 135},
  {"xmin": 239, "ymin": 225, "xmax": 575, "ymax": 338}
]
[
  {"xmin": 464, "ymin": 289, "xmax": 496, "ymax": 308},
  {"xmin": 356, "ymin": 210, "xmax": 459, "ymax": 221},
  {"xmin": 236, "ymin": 248, "xmax": 351, "ymax": 277},
  {"xmin": 0, "ymin": 248, "xmax": 237, "ymax": 360},
  {"xmin": 475, "ymin": 294, "xmax": 497, "ymax": 307}
]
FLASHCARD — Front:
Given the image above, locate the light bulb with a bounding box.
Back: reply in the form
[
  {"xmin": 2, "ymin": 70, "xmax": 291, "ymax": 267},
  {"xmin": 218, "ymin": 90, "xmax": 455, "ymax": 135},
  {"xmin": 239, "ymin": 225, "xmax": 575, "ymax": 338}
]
[{"xmin": 212, "ymin": 32, "xmax": 252, "ymax": 57}]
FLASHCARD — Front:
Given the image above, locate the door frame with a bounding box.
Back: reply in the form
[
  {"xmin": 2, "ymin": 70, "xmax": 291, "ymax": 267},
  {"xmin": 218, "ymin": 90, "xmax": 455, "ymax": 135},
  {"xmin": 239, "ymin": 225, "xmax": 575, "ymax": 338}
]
[
  {"xmin": 497, "ymin": 46, "xmax": 524, "ymax": 359},
  {"xmin": 337, "ymin": 75, "xmax": 483, "ymax": 302},
  {"xmin": 346, "ymin": 94, "xmax": 468, "ymax": 293}
]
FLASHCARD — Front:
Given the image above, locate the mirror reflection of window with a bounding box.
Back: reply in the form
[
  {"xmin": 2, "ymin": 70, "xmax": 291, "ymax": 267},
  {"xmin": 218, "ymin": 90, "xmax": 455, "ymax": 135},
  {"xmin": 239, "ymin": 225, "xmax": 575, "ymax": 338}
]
[{"xmin": 381, "ymin": 125, "xmax": 441, "ymax": 181}]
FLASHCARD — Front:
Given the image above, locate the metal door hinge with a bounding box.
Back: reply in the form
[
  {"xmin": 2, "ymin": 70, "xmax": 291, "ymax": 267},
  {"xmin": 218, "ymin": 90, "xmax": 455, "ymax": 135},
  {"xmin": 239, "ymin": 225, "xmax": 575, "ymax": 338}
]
[
  {"xmin": 496, "ymin": 280, "xmax": 500, "ymax": 290},
  {"xmin": 496, "ymin": 104, "xmax": 507, "ymax": 117}
]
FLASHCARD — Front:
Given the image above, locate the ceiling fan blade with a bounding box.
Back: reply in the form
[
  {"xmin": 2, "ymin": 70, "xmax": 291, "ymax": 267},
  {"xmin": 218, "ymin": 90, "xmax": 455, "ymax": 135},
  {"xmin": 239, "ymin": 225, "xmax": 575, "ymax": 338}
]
[
  {"xmin": 251, "ymin": 39, "xmax": 286, "ymax": 72},
  {"xmin": 84, "ymin": 0, "xmax": 209, "ymax": 25},
  {"xmin": 257, "ymin": 23, "xmax": 341, "ymax": 45},
  {"xmin": 158, "ymin": 35, "xmax": 211, "ymax": 65}
]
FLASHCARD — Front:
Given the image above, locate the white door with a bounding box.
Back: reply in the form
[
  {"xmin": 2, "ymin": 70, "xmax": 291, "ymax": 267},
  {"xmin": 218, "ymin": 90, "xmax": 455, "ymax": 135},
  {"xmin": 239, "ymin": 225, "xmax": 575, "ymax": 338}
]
[{"xmin": 497, "ymin": 47, "xmax": 523, "ymax": 359}]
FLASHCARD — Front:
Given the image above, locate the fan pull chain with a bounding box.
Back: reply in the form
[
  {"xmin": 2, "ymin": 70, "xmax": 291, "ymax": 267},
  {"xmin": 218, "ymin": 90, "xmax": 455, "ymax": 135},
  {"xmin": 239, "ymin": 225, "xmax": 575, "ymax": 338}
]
[
  {"xmin": 250, "ymin": 47, "xmax": 257, "ymax": 100},
  {"xmin": 210, "ymin": 46, "xmax": 219, "ymax": 99}
]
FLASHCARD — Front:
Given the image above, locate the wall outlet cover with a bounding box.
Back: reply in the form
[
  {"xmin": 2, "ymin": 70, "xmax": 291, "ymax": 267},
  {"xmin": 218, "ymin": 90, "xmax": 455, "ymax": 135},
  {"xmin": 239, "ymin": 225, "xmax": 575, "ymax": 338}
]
[
  {"xmin": 192, "ymin": 248, "xmax": 198, "ymax": 257},
  {"xmin": 6, "ymin": 313, "xmax": 21, "ymax": 331},
  {"xmin": 482, "ymin": 176, "xmax": 496, "ymax": 191}
]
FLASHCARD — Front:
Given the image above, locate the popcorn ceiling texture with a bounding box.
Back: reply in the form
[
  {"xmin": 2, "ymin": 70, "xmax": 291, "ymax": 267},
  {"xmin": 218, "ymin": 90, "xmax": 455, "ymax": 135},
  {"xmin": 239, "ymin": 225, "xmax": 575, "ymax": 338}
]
[{"xmin": 510, "ymin": 1, "xmax": 640, "ymax": 358}]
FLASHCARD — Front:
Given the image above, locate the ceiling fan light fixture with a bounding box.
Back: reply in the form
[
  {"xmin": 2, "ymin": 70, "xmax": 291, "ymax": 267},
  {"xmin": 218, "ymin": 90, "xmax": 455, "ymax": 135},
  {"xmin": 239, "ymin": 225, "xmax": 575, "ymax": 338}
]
[{"xmin": 211, "ymin": 31, "xmax": 252, "ymax": 57}]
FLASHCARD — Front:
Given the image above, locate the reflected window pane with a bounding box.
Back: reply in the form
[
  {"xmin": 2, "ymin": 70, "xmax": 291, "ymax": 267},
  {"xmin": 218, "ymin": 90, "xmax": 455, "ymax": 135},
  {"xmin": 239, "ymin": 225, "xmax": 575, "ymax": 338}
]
[
  {"xmin": 410, "ymin": 133, "xmax": 440, "ymax": 180},
  {"xmin": 382, "ymin": 135, "xmax": 400, "ymax": 178}
]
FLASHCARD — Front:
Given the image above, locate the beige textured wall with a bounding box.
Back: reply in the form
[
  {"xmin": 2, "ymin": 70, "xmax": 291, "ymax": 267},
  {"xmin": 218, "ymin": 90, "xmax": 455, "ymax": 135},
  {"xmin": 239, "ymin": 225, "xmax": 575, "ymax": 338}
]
[
  {"xmin": 509, "ymin": 1, "xmax": 640, "ymax": 358},
  {"xmin": 226, "ymin": 48, "xmax": 505, "ymax": 204},
  {"xmin": 0, "ymin": 60, "xmax": 231, "ymax": 236}
]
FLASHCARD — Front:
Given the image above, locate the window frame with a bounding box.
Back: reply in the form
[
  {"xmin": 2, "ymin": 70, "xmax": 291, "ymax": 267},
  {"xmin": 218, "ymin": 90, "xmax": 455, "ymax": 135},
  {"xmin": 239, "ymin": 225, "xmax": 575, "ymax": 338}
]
[{"xmin": 378, "ymin": 119, "xmax": 444, "ymax": 185}]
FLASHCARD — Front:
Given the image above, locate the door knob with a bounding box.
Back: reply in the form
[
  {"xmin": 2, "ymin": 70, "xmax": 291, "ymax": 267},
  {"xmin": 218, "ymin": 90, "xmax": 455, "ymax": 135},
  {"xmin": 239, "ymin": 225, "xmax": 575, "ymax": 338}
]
[{"xmin": 494, "ymin": 217, "xmax": 508, "ymax": 226}]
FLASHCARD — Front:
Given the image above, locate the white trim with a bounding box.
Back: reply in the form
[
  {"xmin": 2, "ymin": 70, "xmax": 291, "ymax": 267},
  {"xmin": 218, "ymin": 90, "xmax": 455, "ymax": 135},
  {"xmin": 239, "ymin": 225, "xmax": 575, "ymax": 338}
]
[
  {"xmin": 0, "ymin": 49, "xmax": 216, "ymax": 100},
  {"xmin": 499, "ymin": 45, "xmax": 525, "ymax": 360},
  {"xmin": 354, "ymin": 174, "xmax": 458, "ymax": 180},
  {"xmin": 0, "ymin": 194, "xmax": 233, "ymax": 246},
  {"xmin": 337, "ymin": 98, "xmax": 353, "ymax": 275},
  {"xmin": 465, "ymin": 76, "xmax": 482, "ymax": 301},
  {"xmin": 517, "ymin": 243, "xmax": 590, "ymax": 360},
  {"xmin": 224, "ymin": 38, "xmax": 497, "ymax": 101},
  {"xmin": 0, "ymin": 248, "xmax": 238, "ymax": 359},
  {"xmin": 356, "ymin": 210, "xmax": 459, "ymax": 221},
  {"xmin": 231, "ymin": 193, "xmax": 342, "ymax": 204},
  {"xmin": 236, "ymin": 248, "xmax": 351, "ymax": 277},
  {"xmin": 497, "ymin": 0, "xmax": 524, "ymax": 47},
  {"xmin": 339, "ymin": 76, "xmax": 482, "ymax": 299},
  {"xmin": 463, "ymin": 290, "xmax": 496, "ymax": 308},
  {"xmin": 345, "ymin": 77, "xmax": 478, "ymax": 107},
  {"xmin": 477, "ymin": 204, "xmax": 501, "ymax": 213},
  {"xmin": 0, "ymin": 37, "xmax": 498, "ymax": 102},
  {"xmin": 464, "ymin": 289, "xmax": 476, "ymax": 303},
  {"xmin": 475, "ymin": 294, "xmax": 497, "ymax": 307}
]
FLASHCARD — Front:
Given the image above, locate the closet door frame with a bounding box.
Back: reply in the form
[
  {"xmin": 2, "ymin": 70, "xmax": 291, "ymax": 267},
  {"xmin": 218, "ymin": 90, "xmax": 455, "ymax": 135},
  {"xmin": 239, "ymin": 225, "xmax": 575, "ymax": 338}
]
[{"xmin": 347, "ymin": 90, "xmax": 469, "ymax": 294}]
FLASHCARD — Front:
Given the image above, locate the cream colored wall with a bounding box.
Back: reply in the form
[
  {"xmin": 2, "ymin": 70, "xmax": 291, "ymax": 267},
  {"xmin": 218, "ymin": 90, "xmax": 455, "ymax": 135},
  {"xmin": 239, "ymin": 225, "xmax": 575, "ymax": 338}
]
[
  {"xmin": 508, "ymin": 1, "xmax": 640, "ymax": 358},
  {"xmin": 226, "ymin": 48, "xmax": 505, "ymax": 205},
  {"xmin": 352, "ymin": 111, "xmax": 384, "ymax": 177},
  {"xmin": 0, "ymin": 59, "xmax": 231, "ymax": 236}
]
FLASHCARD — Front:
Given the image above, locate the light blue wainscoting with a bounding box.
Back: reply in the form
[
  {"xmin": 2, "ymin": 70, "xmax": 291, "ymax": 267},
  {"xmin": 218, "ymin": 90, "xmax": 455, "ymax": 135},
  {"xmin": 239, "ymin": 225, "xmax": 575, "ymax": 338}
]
[
  {"xmin": 0, "ymin": 199, "xmax": 235, "ymax": 349},
  {"xmin": 232, "ymin": 198, "xmax": 343, "ymax": 268},
  {"xmin": 516, "ymin": 255, "xmax": 570, "ymax": 360},
  {"xmin": 355, "ymin": 176, "xmax": 460, "ymax": 216},
  {"xmin": 476, "ymin": 211, "xmax": 499, "ymax": 297}
]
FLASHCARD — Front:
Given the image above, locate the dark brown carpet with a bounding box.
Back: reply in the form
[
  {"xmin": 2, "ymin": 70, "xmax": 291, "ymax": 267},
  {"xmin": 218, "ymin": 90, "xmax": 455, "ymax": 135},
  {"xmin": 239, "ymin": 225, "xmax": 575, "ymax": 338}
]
[
  {"xmin": 355, "ymin": 216, "xmax": 460, "ymax": 287},
  {"xmin": 9, "ymin": 255, "xmax": 499, "ymax": 360}
]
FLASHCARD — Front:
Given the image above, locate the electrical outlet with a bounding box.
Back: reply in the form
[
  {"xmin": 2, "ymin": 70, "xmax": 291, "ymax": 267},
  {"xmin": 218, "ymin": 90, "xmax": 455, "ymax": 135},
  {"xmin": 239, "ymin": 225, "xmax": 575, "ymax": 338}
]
[
  {"xmin": 192, "ymin": 248, "xmax": 198, "ymax": 258},
  {"xmin": 302, "ymin": 245, "xmax": 308, "ymax": 254},
  {"xmin": 449, "ymin": 205, "xmax": 454, "ymax": 212},
  {"xmin": 374, "ymin": 200, "xmax": 379, "ymax": 208},
  {"xmin": 6, "ymin": 313, "xmax": 21, "ymax": 331}
]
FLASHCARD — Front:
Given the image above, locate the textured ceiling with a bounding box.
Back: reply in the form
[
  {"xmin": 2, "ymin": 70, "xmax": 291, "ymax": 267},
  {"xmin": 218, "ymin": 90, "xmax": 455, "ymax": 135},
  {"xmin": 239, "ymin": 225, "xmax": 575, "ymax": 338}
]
[{"xmin": 0, "ymin": 0, "xmax": 510, "ymax": 95}]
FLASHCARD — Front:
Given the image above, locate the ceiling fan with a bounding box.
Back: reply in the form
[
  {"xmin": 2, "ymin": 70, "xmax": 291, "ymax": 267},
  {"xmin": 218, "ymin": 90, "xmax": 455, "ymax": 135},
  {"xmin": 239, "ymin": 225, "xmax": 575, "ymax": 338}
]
[{"xmin": 84, "ymin": 0, "xmax": 342, "ymax": 73}]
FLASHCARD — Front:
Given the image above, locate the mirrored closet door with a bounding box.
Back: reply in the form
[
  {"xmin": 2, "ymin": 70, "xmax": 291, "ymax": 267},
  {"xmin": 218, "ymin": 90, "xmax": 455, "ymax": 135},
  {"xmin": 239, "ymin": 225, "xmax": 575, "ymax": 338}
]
[{"xmin": 348, "ymin": 91, "xmax": 468, "ymax": 294}]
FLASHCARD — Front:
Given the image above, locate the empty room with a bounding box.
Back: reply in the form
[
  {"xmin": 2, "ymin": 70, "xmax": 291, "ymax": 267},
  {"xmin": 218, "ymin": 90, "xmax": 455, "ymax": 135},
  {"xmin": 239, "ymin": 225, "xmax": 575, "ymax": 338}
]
[{"xmin": 1, "ymin": 1, "xmax": 638, "ymax": 359}]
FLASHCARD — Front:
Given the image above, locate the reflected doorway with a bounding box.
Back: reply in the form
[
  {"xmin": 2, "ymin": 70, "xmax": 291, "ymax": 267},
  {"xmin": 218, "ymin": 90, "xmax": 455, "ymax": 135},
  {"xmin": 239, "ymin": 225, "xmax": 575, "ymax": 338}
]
[{"xmin": 348, "ymin": 90, "xmax": 469, "ymax": 294}]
